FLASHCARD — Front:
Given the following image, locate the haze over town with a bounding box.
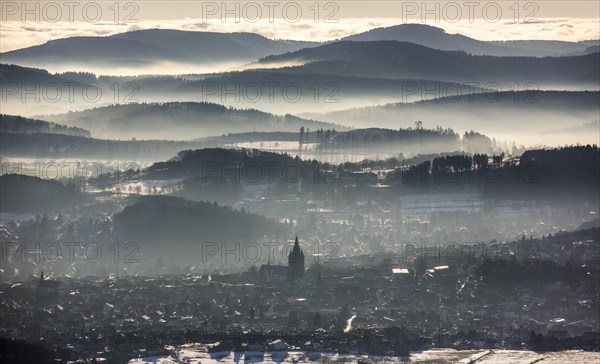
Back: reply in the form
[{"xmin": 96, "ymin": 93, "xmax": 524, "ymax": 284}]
[{"xmin": 1, "ymin": 1, "xmax": 599, "ymax": 363}]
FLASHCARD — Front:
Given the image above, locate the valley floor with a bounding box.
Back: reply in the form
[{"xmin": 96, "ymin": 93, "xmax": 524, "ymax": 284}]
[{"xmin": 129, "ymin": 347, "xmax": 600, "ymax": 363}]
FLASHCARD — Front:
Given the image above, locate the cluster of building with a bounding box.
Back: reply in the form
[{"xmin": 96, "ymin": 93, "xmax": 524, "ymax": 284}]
[{"xmin": 1, "ymin": 233, "xmax": 598, "ymax": 362}]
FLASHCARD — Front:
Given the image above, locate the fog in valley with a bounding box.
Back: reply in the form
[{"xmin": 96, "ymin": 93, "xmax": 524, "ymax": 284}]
[{"xmin": 1, "ymin": 7, "xmax": 599, "ymax": 364}]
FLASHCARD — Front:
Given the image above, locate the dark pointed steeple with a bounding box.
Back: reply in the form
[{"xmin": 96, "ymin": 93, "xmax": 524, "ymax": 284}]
[{"xmin": 288, "ymin": 235, "xmax": 305, "ymax": 281}]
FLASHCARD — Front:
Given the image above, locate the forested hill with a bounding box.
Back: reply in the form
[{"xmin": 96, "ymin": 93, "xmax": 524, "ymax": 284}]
[
  {"xmin": 0, "ymin": 174, "xmax": 84, "ymax": 212},
  {"xmin": 113, "ymin": 195, "xmax": 289, "ymax": 245},
  {"xmin": 1, "ymin": 114, "xmax": 91, "ymax": 137},
  {"xmin": 39, "ymin": 102, "xmax": 343, "ymax": 140}
]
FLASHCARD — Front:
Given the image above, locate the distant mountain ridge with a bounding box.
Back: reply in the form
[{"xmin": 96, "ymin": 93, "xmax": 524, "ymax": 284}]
[
  {"xmin": 488, "ymin": 39, "xmax": 600, "ymax": 56},
  {"xmin": 0, "ymin": 114, "xmax": 91, "ymax": 137},
  {"xmin": 3, "ymin": 25, "xmax": 599, "ymax": 76},
  {"xmin": 36, "ymin": 102, "xmax": 346, "ymax": 140},
  {"xmin": 303, "ymin": 91, "xmax": 600, "ymax": 144},
  {"xmin": 343, "ymin": 24, "xmax": 599, "ymax": 57},
  {"xmin": 1, "ymin": 63, "xmax": 488, "ymax": 116},
  {"xmin": 0, "ymin": 29, "xmax": 318, "ymax": 72},
  {"xmin": 259, "ymin": 40, "xmax": 599, "ymax": 85}
]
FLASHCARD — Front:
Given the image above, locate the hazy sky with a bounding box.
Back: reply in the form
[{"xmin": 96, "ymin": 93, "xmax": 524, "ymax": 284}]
[{"xmin": 1, "ymin": 1, "xmax": 599, "ymax": 52}]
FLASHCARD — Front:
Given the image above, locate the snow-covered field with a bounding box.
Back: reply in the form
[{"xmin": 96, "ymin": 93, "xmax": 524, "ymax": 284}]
[{"xmin": 128, "ymin": 347, "xmax": 599, "ymax": 363}]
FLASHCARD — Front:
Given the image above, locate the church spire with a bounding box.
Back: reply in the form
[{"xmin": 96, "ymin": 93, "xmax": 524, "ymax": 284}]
[{"xmin": 288, "ymin": 235, "xmax": 305, "ymax": 281}]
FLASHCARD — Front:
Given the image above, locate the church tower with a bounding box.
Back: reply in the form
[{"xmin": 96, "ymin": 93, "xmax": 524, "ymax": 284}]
[{"xmin": 287, "ymin": 236, "xmax": 305, "ymax": 281}]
